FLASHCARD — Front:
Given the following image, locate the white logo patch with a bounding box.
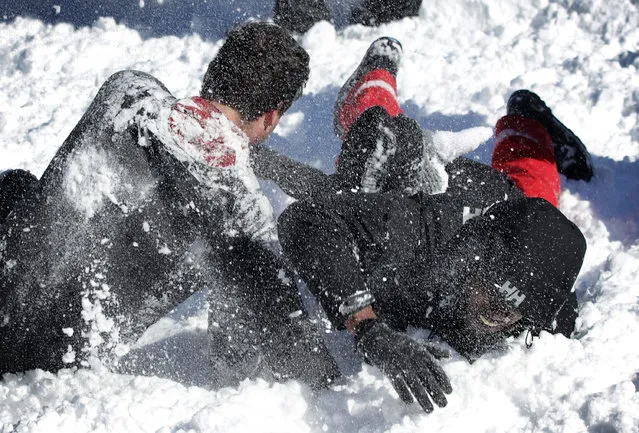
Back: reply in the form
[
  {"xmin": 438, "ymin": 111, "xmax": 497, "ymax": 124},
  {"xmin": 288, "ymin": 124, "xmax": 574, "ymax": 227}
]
[{"xmin": 497, "ymin": 281, "xmax": 526, "ymax": 307}]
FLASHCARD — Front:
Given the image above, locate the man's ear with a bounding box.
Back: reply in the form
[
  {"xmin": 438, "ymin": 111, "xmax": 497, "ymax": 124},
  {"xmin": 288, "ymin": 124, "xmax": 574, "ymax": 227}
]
[{"xmin": 262, "ymin": 109, "xmax": 282, "ymax": 133}]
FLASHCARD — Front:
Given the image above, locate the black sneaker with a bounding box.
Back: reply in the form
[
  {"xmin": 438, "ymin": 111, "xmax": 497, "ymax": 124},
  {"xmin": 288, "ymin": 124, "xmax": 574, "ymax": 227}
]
[
  {"xmin": 274, "ymin": 0, "xmax": 332, "ymax": 34},
  {"xmin": 350, "ymin": 0, "xmax": 422, "ymax": 26},
  {"xmin": 333, "ymin": 36, "xmax": 403, "ymax": 139},
  {"xmin": 507, "ymin": 89, "xmax": 594, "ymax": 181},
  {"xmin": 0, "ymin": 169, "xmax": 39, "ymax": 223}
]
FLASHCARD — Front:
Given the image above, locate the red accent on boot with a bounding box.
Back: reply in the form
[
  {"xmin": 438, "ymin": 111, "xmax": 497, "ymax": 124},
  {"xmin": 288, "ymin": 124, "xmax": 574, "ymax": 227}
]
[
  {"xmin": 492, "ymin": 115, "xmax": 561, "ymax": 207},
  {"xmin": 338, "ymin": 69, "xmax": 403, "ymax": 138}
]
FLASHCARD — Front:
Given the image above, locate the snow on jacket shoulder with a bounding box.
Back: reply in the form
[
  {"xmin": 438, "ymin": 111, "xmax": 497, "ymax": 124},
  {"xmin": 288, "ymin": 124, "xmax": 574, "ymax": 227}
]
[
  {"xmin": 167, "ymin": 97, "xmax": 246, "ymax": 169},
  {"xmin": 149, "ymin": 95, "xmax": 278, "ymax": 246}
]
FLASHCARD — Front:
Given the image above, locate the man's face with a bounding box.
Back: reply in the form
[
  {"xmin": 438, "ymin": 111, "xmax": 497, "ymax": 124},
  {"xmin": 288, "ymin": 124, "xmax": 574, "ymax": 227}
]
[
  {"xmin": 436, "ymin": 282, "xmax": 524, "ymax": 361},
  {"xmin": 463, "ymin": 284, "xmax": 523, "ymax": 335}
]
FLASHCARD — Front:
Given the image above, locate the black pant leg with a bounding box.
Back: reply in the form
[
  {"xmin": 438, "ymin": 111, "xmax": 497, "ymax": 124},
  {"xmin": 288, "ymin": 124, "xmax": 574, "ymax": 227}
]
[
  {"xmin": 208, "ymin": 236, "xmax": 340, "ymax": 389},
  {"xmin": 0, "ymin": 71, "xmax": 226, "ymax": 373},
  {"xmin": 278, "ymin": 192, "xmax": 424, "ymax": 329},
  {"xmin": 334, "ymin": 107, "xmax": 434, "ymax": 195}
]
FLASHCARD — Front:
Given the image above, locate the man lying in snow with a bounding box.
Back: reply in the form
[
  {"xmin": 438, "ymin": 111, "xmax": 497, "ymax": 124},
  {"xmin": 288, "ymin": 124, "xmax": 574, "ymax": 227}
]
[
  {"xmin": 0, "ymin": 22, "xmax": 341, "ymax": 389},
  {"xmin": 258, "ymin": 37, "xmax": 592, "ymax": 413}
]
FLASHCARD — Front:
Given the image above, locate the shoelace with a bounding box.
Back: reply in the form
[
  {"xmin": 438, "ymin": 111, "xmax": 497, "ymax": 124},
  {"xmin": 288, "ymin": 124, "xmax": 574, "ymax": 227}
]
[{"xmin": 524, "ymin": 324, "xmax": 541, "ymax": 349}]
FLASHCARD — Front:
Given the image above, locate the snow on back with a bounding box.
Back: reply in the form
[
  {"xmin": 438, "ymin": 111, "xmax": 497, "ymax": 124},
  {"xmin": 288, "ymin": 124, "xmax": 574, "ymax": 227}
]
[
  {"xmin": 63, "ymin": 145, "xmax": 122, "ymax": 219},
  {"xmin": 1, "ymin": 0, "xmax": 638, "ymax": 432}
]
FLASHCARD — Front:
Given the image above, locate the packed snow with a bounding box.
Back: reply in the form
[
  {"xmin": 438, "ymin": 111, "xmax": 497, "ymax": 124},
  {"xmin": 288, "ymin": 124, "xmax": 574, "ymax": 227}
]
[{"xmin": 1, "ymin": 0, "xmax": 638, "ymax": 432}]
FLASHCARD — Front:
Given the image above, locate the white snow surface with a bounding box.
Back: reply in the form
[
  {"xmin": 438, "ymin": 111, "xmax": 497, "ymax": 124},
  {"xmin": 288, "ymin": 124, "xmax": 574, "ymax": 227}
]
[{"xmin": 1, "ymin": 0, "xmax": 639, "ymax": 431}]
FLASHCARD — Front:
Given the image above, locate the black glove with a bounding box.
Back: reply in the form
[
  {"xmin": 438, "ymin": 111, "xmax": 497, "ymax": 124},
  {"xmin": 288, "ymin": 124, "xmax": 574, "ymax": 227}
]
[{"xmin": 355, "ymin": 319, "xmax": 452, "ymax": 413}]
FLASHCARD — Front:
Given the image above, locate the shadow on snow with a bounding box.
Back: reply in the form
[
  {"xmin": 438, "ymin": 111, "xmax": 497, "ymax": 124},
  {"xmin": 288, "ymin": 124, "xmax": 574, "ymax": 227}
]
[{"xmin": 0, "ymin": 0, "xmax": 363, "ymax": 41}]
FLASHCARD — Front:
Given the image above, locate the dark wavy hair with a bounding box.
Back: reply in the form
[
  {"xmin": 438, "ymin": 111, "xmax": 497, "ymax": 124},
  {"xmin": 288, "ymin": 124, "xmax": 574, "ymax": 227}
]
[{"xmin": 200, "ymin": 21, "xmax": 310, "ymax": 121}]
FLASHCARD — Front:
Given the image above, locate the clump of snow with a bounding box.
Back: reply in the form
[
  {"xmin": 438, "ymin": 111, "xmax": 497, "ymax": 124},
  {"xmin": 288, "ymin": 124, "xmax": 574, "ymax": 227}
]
[
  {"xmin": 63, "ymin": 145, "xmax": 122, "ymax": 219},
  {"xmin": 274, "ymin": 110, "xmax": 305, "ymax": 138}
]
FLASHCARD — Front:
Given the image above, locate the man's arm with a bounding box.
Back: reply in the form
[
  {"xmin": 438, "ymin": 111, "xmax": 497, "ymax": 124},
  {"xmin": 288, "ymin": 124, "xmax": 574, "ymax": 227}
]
[
  {"xmin": 278, "ymin": 195, "xmax": 452, "ymax": 413},
  {"xmin": 251, "ymin": 146, "xmax": 340, "ymax": 200}
]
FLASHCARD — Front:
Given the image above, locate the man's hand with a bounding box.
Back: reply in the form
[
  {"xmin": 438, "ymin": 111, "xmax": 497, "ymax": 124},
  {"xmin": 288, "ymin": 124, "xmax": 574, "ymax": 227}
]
[{"xmin": 355, "ymin": 319, "xmax": 452, "ymax": 413}]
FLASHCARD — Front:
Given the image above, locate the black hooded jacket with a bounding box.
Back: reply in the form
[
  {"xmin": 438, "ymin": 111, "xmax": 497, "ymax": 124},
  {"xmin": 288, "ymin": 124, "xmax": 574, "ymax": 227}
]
[
  {"xmin": 263, "ymin": 108, "xmax": 586, "ymax": 359},
  {"xmin": 277, "ymin": 157, "xmax": 586, "ymax": 359}
]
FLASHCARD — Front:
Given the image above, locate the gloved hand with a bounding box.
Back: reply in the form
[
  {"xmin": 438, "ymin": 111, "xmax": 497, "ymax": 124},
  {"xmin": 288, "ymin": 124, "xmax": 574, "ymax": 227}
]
[{"xmin": 355, "ymin": 319, "xmax": 452, "ymax": 413}]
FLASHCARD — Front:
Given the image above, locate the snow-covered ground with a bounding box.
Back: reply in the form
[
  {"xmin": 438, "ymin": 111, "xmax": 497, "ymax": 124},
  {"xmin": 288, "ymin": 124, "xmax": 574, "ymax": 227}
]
[{"xmin": 1, "ymin": 0, "xmax": 638, "ymax": 431}]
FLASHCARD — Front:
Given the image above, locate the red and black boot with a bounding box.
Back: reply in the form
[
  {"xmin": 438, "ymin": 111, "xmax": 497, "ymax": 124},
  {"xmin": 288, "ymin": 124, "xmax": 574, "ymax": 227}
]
[
  {"xmin": 507, "ymin": 89, "xmax": 594, "ymax": 181},
  {"xmin": 333, "ymin": 36, "xmax": 403, "ymax": 140}
]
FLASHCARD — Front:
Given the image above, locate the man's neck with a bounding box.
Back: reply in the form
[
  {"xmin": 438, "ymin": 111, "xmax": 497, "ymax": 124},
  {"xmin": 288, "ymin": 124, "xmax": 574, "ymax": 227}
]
[
  {"xmin": 209, "ymin": 101, "xmax": 244, "ymax": 129},
  {"xmin": 206, "ymin": 99, "xmax": 275, "ymax": 146}
]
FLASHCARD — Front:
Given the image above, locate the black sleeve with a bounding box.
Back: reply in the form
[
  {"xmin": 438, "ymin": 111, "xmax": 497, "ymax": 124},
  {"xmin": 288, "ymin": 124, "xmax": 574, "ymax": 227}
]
[
  {"xmin": 251, "ymin": 146, "xmax": 339, "ymax": 200},
  {"xmin": 278, "ymin": 198, "xmax": 371, "ymax": 327},
  {"xmin": 207, "ymin": 235, "xmax": 340, "ymax": 389}
]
